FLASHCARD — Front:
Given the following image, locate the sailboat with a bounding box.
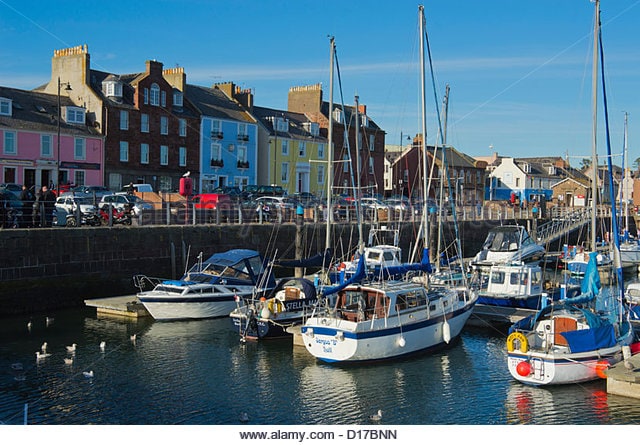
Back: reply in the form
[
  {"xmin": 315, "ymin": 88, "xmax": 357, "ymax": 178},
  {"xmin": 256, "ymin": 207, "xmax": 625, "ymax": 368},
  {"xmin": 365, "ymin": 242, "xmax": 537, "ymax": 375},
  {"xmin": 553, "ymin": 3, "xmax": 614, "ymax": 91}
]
[
  {"xmin": 618, "ymin": 112, "xmax": 640, "ymax": 265},
  {"xmin": 506, "ymin": 0, "xmax": 634, "ymax": 385},
  {"xmin": 299, "ymin": 5, "xmax": 477, "ymax": 363}
]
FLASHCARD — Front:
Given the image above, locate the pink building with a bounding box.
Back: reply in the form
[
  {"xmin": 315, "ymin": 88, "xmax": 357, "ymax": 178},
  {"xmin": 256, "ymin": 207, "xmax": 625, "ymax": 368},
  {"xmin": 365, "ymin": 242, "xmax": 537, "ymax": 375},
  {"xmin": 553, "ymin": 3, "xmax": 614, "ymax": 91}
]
[{"xmin": 0, "ymin": 86, "xmax": 104, "ymax": 192}]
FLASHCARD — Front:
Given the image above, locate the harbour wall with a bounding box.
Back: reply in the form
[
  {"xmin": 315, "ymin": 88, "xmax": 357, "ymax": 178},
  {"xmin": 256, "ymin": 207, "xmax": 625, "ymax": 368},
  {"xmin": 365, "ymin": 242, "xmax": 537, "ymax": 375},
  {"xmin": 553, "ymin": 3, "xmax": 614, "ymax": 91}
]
[{"xmin": 0, "ymin": 217, "xmax": 616, "ymax": 317}]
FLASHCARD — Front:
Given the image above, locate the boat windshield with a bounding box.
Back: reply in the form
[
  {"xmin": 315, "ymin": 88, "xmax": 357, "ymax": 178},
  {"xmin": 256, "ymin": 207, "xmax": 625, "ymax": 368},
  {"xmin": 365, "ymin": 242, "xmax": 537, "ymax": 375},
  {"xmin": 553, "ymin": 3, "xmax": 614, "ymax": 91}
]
[{"xmin": 484, "ymin": 229, "xmax": 521, "ymax": 252}]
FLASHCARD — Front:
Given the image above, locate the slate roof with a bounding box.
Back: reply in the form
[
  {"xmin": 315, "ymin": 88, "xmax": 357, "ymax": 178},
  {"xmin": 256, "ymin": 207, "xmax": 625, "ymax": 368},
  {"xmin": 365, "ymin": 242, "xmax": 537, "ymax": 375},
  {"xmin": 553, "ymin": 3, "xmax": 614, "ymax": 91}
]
[
  {"xmin": 320, "ymin": 101, "xmax": 383, "ymax": 132},
  {"xmin": 0, "ymin": 86, "xmax": 100, "ymax": 136},
  {"xmin": 252, "ymin": 106, "xmax": 326, "ymax": 140},
  {"xmin": 185, "ymin": 84, "xmax": 255, "ymax": 123}
]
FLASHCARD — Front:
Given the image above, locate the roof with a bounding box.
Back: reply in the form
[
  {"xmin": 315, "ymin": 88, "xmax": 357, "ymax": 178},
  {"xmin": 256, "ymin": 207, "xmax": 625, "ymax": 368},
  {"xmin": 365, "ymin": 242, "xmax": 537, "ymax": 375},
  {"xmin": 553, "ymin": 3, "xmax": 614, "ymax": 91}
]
[
  {"xmin": 252, "ymin": 105, "xmax": 327, "ymax": 140},
  {"xmin": 185, "ymin": 84, "xmax": 255, "ymax": 123},
  {"xmin": 0, "ymin": 86, "xmax": 100, "ymax": 136}
]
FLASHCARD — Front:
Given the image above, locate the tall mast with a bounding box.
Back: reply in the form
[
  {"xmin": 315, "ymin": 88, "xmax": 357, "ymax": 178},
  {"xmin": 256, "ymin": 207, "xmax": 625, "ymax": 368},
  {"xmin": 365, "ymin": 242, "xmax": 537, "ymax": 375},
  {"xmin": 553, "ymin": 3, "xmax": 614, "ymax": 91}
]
[
  {"xmin": 325, "ymin": 37, "xmax": 335, "ymax": 255},
  {"xmin": 354, "ymin": 95, "xmax": 364, "ymax": 255},
  {"xmin": 590, "ymin": 0, "xmax": 600, "ymax": 252},
  {"xmin": 419, "ymin": 4, "xmax": 429, "ymax": 253},
  {"xmin": 623, "ymin": 111, "xmax": 629, "ymax": 238}
]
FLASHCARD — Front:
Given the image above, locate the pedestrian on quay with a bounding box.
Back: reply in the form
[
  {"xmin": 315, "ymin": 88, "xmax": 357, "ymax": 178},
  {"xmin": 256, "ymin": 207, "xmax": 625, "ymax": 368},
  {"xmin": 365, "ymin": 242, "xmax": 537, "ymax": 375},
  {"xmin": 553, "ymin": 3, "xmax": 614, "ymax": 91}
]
[
  {"xmin": 40, "ymin": 185, "xmax": 56, "ymax": 227},
  {"xmin": 19, "ymin": 185, "xmax": 35, "ymax": 227},
  {"xmin": 32, "ymin": 188, "xmax": 42, "ymax": 227}
]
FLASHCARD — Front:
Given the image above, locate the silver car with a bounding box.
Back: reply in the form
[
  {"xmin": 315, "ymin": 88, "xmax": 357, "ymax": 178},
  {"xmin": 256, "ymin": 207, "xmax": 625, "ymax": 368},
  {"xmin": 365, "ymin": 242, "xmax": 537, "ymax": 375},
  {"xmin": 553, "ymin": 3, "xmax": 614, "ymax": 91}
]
[{"xmin": 100, "ymin": 194, "xmax": 154, "ymax": 216}]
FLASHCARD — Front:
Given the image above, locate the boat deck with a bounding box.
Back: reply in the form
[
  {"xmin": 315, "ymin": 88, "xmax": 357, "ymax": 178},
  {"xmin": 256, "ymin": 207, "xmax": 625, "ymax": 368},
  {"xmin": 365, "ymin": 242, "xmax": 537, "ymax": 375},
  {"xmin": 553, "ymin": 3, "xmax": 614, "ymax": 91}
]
[{"xmin": 84, "ymin": 295, "xmax": 150, "ymax": 318}]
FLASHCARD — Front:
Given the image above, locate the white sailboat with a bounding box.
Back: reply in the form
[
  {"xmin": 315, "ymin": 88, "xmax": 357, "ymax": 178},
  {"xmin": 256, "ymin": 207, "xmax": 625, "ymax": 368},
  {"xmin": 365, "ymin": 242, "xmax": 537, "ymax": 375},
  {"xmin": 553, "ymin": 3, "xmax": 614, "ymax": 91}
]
[
  {"xmin": 300, "ymin": 5, "xmax": 477, "ymax": 363},
  {"xmin": 506, "ymin": 0, "xmax": 634, "ymax": 385}
]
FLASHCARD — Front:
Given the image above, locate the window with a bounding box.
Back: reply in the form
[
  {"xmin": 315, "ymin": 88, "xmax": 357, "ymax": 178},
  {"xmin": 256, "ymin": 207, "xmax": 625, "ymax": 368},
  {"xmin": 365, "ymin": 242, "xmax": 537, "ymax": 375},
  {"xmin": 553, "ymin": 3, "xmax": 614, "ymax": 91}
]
[
  {"xmin": 141, "ymin": 114, "xmax": 149, "ymax": 133},
  {"xmin": 343, "ymin": 154, "xmax": 349, "ymax": 173},
  {"xmin": 317, "ymin": 165, "xmax": 325, "ymax": 184},
  {"xmin": 0, "ymin": 98, "xmax": 11, "ymax": 116},
  {"xmin": 119, "ymin": 141, "xmax": 129, "ymax": 162},
  {"xmin": 41, "ymin": 135, "xmax": 52, "ymax": 157},
  {"xmin": 66, "ymin": 107, "xmax": 85, "ymax": 124},
  {"xmin": 179, "ymin": 146, "xmax": 186, "ymax": 167},
  {"xmin": 120, "ymin": 110, "xmax": 129, "ymax": 130},
  {"xmin": 173, "ymin": 91, "xmax": 183, "ymax": 107},
  {"xmin": 74, "ymin": 170, "xmax": 85, "ymax": 187},
  {"xmin": 211, "ymin": 119, "xmax": 221, "ymax": 133},
  {"xmin": 161, "ymin": 90, "xmax": 166, "ymax": 107},
  {"xmin": 332, "ymin": 108, "xmax": 343, "ymax": 124},
  {"xmin": 3, "ymin": 131, "xmax": 16, "ymax": 154},
  {"xmin": 160, "ymin": 145, "xmax": 168, "ymax": 165},
  {"xmin": 140, "ymin": 143, "xmax": 149, "ymax": 164},
  {"xmin": 368, "ymin": 158, "xmax": 374, "ymax": 174},
  {"xmin": 160, "ymin": 116, "xmax": 168, "ymax": 135},
  {"xmin": 369, "ymin": 134, "xmax": 375, "ymax": 152},
  {"xmin": 281, "ymin": 162, "xmax": 289, "ymax": 183},
  {"xmin": 299, "ymin": 141, "xmax": 306, "ymax": 157},
  {"xmin": 211, "ymin": 142, "xmax": 221, "ymax": 160},
  {"xmin": 143, "ymin": 88, "xmax": 149, "ymax": 105},
  {"xmin": 238, "ymin": 123, "xmax": 248, "ymax": 138},
  {"xmin": 281, "ymin": 139, "xmax": 288, "ymax": 156},
  {"xmin": 317, "ymin": 143, "xmax": 324, "ymax": 159},
  {"xmin": 179, "ymin": 119, "xmax": 186, "ymax": 137},
  {"xmin": 515, "ymin": 178, "xmax": 520, "ymax": 187},
  {"xmin": 237, "ymin": 145, "xmax": 247, "ymax": 163},
  {"xmin": 150, "ymin": 83, "xmax": 160, "ymax": 106},
  {"xmin": 74, "ymin": 138, "xmax": 86, "ymax": 160}
]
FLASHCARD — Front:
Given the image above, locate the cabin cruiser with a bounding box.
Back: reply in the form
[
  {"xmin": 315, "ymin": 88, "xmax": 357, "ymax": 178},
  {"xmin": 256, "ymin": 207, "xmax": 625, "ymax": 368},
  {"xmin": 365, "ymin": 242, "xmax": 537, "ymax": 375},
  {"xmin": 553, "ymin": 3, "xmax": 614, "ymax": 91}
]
[{"xmin": 470, "ymin": 225, "xmax": 545, "ymax": 271}]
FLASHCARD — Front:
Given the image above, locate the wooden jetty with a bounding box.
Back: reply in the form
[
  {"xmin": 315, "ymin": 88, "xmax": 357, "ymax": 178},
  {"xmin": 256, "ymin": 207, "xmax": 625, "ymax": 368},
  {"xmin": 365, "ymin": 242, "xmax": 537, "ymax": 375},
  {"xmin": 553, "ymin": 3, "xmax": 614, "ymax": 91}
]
[
  {"xmin": 606, "ymin": 344, "xmax": 640, "ymax": 400},
  {"xmin": 84, "ymin": 295, "xmax": 150, "ymax": 318}
]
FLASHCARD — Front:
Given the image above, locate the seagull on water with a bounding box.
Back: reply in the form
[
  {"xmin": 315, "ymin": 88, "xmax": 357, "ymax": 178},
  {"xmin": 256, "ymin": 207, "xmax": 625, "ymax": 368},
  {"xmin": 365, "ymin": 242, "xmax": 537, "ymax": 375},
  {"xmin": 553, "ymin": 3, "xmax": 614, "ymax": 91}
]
[
  {"xmin": 83, "ymin": 370, "xmax": 94, "ymax": 378},
  {"xmin": 66, "ymin": 343, "xmax": 77, "ymax": 353},
  {"xmin": 64, "ymin": 357, "xmax": 74, "ymax": 365},
  {"xmin": 27, "ymin": 321, "xmax": 32, "ymax": 331},
  {"xmin": 41, "ymin": 342, "xmax": 48, "ymax": 353},
  {"xmin": 46, "ymin": 317, "xmax": 54, "ymax": 327},
  {"xmin": 369, "ymin": 409, "xmax": 383, "ymax": 422},
  {"xmin": 239, "ymin": 412, "xmax": 249, "ymax": 423},
  {"xmin": 100, "ymin": 341, "xmax": 106, "ymax": 352},
  {"xmin": 35, "ymin": 351, "xmax": 50, "ymax": 360},
  {"xmin": 130, "ymin": 334, "xmax": 137, "ymax": 344}
]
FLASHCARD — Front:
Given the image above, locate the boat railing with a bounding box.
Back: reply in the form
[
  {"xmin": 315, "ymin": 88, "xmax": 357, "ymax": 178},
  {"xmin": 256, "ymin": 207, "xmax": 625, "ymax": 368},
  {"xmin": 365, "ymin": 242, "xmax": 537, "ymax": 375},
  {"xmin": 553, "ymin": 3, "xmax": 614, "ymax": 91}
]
[{"xmin": 133, "ymin": 274, "xmax": 164, "ymax": 291}]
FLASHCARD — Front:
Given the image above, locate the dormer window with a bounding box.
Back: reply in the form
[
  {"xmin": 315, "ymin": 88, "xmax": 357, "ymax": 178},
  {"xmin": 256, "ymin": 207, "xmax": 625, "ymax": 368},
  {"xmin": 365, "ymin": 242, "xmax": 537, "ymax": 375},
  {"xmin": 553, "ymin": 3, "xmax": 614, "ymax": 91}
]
[
  {"xmin": 303, "ymin": 122, "xmax": 319, "ymax": 137},
  {"xmin": 548, "ymin": 166, "xmax": 556, "ymax": 175},
  {"xmin": 102, "ymin": 76, "xmax": 123, "ymax": 100},
  {"xmin": 332, "ymin": 108, "xmax": 344, "ymax": 124},
  {"xmin": 173, "ymin": 90, "xmax": 183, "ymax": 107},
  {"xmin": 65, "ymin": 106, "xmax": 85, "ymax": 124},
  {"xmin": 0, "ymin": 97, "xmax": 11, "ymax": 116},
  {"xmin": 522, "ymin": 162, "xmax": 531, "ymax": 174}
]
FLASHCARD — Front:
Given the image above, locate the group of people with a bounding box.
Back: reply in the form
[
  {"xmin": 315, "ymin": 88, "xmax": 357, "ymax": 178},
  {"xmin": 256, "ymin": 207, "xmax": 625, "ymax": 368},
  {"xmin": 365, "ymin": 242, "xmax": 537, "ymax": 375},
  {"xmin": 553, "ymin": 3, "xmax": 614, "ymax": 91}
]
[{"xmin": 18, "ymin": 184, "xmax": 56, "ymax": 228}]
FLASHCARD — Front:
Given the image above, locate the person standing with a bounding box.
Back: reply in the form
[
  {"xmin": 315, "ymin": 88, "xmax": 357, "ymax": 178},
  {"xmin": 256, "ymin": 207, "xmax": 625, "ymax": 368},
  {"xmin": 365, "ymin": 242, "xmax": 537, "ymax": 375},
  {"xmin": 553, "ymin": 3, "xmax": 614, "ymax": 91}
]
[
  {"xmin": 40, "ymin": 185, "xmax": 56, "ymax": 227},
  {"xmin": 19, "ymin": 185, "xmax": 35, "ymax": 227}
]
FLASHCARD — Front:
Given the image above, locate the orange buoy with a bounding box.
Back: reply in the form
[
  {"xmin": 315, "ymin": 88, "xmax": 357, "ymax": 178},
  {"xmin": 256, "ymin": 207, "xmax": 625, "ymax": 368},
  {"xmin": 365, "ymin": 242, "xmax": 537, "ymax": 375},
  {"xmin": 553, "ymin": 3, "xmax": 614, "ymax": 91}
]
[
  {"xmin": 595, "ymin": 360, "xmax": 609, "ymax": 379},
  {"xmin": 516, "ymin": 361, "xmax": 531, "ymax": 377}
]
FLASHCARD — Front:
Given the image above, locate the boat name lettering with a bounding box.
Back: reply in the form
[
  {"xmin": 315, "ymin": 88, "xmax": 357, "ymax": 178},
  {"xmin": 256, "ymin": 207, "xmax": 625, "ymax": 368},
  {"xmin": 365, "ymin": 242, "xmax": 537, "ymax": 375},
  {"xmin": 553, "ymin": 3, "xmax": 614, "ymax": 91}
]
[
  {"xmin": 315, "ymin": 338, "xmax": 337, "ymax": 347},
  {"xmin": 285, "ymin": 298, "xmax": 317, "ymax": 311}
]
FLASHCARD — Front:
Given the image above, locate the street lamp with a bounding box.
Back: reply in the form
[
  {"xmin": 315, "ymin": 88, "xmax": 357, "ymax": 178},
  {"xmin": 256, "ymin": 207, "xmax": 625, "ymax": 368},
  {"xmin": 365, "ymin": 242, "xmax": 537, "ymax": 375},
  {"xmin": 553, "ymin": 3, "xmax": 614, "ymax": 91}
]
[{"xmin": 56, "ymin": 77, "xmax": 72, "ymax": 196}]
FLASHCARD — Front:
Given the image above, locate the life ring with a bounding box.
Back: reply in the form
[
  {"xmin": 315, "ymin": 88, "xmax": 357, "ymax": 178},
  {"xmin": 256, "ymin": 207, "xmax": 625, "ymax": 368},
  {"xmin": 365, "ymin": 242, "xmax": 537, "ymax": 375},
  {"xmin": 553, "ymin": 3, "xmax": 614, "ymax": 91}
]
[
  {"xmin": 506, "ymin": 332, "xmax": 529, "ymax": 353},
  {"xmin": 267, "ymin": 300, "xmax": 283, "ymax": 314}
]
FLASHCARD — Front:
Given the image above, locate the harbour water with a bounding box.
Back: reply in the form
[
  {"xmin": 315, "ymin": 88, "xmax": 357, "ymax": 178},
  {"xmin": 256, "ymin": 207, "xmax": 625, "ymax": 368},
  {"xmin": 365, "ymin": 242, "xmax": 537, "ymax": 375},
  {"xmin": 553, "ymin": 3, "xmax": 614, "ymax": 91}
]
[{"xmin": 2, "ymin": 302, "xmax": 640, "ymax": 429}]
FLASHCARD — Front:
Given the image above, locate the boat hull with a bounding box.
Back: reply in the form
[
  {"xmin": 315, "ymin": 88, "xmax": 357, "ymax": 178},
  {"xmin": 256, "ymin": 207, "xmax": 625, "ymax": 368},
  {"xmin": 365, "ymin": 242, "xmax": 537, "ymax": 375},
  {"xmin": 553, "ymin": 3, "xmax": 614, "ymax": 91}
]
[
  {"xmin": 138, "ymin": 294, "xmax": 239, "ymax": 321},
  {"xmin": 301, "ymin": 303, "xmax": 475, "ymax": 363}
]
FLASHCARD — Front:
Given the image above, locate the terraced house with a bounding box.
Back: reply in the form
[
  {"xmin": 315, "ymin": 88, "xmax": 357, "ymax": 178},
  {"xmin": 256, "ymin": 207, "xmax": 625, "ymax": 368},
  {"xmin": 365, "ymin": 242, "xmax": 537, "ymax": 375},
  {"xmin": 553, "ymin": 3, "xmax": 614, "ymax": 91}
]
[{"xmin": 37, "ymin": 45, "xmax": 200, "ymax": 192}]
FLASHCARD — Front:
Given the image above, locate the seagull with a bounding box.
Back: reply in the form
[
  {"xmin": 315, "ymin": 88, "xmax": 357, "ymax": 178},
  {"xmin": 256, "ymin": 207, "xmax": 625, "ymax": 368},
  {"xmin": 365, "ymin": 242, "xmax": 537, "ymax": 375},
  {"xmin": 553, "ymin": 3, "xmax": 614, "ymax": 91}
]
[
  {"xmin": 239, "ymin": 412, "xmax": 249, "ymax": 423},
  {"xmin": 83, "ymin": 370, "xmax": 94, "ymax": 378},
  {"xmin": 35, "ymin": 351, "xmax": 50, "ymax": 360},
  {"xmin": 27, "ymin": 321, "xmax": 32, "ymax": 331},
  {"xmin": 182, "ymin": 171, "xmax": 190, "ymax": 177},
  {"xmin": 41, "ymin": 342, "xmax": 48, "ymax": 353},
  {"xmin": 100, "ymin": 341, "xmax": 106, "ymax": 352},
  {"xmin": 130, "ymin": 334, "xmax": 137, "ymax": 344},
  {"xmin": 369, "ymin": 409, "xmax": 383, "ymax": 422},
  {"xmin": 46, "ymin": 317, "xmax": 54, "ymax": 327},
  {"xmin": 624, "ymin": 360, "xmax": 635, "ymax": 371},
  {"xmin": 66, "ymin": 343, "xmax": 77, "ymax": 353},
  {"xmin": 64, "ymin": 357, "xmax": 73, "ymax": 365}
]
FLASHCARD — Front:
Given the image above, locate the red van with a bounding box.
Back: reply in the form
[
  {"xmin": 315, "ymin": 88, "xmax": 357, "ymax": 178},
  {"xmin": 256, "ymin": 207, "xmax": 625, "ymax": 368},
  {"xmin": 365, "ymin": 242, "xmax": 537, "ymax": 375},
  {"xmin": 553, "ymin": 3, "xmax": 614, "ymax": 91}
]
[{"xmin": 192, "ymin": 193, "xmax": 231, "ymax": 210}]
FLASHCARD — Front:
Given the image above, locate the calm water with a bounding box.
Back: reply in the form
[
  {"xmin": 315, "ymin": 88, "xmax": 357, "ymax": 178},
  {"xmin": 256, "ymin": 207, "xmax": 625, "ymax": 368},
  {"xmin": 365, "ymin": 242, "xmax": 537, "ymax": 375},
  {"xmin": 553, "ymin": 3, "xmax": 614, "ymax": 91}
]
[{"xmin": 2, "ymin": 304, "xmax": 640, "ymax": 426}]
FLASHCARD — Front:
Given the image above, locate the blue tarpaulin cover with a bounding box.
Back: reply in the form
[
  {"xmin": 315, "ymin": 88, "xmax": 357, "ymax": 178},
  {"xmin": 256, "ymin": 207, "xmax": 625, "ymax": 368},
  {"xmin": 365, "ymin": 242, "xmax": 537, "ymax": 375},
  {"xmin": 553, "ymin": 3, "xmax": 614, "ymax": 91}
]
[{"xmin": 561, "ymin": 324, "xmax": 616, "ymax": 353}]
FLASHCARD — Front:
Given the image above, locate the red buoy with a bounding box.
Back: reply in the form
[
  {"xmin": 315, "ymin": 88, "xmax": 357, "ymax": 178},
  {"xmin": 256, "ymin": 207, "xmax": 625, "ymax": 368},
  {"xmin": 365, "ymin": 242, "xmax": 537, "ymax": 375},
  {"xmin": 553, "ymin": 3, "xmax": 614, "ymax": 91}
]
[{"xmin": 516, "ymin": 361, "xmax": 531, "ymax": 377}]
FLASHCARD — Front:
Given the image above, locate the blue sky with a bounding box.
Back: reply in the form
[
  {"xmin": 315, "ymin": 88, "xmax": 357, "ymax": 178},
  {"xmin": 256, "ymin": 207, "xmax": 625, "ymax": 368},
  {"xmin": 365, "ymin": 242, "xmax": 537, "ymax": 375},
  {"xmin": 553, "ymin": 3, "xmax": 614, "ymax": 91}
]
[{"xmin": 1, "ymin": 0, "xmax": 640, "ymax": 165}]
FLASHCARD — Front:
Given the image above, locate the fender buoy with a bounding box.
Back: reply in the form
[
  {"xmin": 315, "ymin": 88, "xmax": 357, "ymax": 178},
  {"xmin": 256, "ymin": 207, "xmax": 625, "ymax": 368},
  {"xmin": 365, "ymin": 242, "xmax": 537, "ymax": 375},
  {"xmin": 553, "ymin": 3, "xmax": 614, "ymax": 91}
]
[
  {"xmin": 338, "ymin": 262, "xmax": 346, "ymax": 271},
  {"xmin": 506, "ymin": 332, "xmax": 529, "ymax": 353},
  {"xmin": 595, "ymin": 360, "xmax": 609, "ymax": 379},
  {"xmin": 267, "ymin": 300, "xmax": 283, "ymax": 314}
]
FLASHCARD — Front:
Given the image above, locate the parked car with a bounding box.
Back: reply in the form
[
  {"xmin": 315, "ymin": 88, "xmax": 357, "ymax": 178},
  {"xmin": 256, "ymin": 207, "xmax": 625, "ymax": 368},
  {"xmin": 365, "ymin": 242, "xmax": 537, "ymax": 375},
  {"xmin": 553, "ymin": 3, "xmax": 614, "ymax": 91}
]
[
  {"xmin": 254, "ymin": 196, "xmax": 297, "ymax": 211},
  {"xmin": 101, "ymin": 194, "xmax": 154, "ymax": 217},
  {"xmin": 0, "ymin": 183, "xmax": 22, "ymax": 199},
  {"xmin": 55, "ymin": 195, "xmax": 99, "ymax": 214},
  {"xmin": 191, "ymin": 193, "xmax": 232, "ymax": 210},
  {"xmin": 384, "ymin": 198, "xmax": 411, "ymax": 213},
  {"xmin": 120, "ymin": 183, "xmax": 154, "ymax": 193},
  {"xmin": 211, "ymin": 186, "xmax": 242, "ymax": 202},
  {"xmin": 332, "ymin": 197, "xmax": 357, "ymax": 220},
  {"xmin": 256, "ymin": 185, "xmax": 286, "ymax": 197}
]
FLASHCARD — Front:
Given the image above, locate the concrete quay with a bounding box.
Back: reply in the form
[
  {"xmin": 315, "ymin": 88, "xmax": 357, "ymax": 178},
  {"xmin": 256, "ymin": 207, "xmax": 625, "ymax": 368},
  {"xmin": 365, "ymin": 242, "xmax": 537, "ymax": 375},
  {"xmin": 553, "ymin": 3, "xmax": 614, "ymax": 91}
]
[{"xmin": 606, "ymin": 345, "xmax": 640, "ymax": 400}]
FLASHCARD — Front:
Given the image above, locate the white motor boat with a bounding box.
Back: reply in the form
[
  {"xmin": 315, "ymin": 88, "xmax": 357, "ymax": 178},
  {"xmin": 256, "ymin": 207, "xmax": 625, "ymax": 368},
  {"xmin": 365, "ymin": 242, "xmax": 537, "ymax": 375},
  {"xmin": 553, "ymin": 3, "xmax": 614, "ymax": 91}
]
[
  {"xmin": 470, "ymin": 225, "xmax": 545, "ymax": 271},
  {"xmin": 135, "ymin": 249, "xmax": 275, "ymax": 321}
]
